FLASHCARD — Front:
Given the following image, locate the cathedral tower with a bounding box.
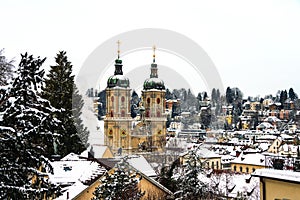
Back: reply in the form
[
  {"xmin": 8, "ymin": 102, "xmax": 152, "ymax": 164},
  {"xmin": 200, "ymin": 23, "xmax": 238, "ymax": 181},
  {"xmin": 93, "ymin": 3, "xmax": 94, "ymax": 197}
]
[
  {"xmin": 104, "ymin": 41, "xmax": 133, "ymax": 154},
  {"xmin": 141, "ymin": 46, "xmax": 167, "ymax": 150}
]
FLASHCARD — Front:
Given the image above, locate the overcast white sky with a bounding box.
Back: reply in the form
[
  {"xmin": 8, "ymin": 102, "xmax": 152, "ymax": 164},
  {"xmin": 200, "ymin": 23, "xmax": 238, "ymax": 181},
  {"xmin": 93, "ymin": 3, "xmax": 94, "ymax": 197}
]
[{"xmin": 1, "ymin": 0, "xmax": 300, "ymax": 98}]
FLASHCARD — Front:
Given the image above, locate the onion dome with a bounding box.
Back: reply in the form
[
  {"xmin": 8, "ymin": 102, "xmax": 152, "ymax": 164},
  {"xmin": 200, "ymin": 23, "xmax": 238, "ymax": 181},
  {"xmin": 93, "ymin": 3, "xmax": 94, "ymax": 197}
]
[
  {"xmin": 107, "ymin": 41, "xmax": 130, "ymax": 88},
  {"xmin": 143, "ymin": 45, "xmax": 165, "ymax": 90}
]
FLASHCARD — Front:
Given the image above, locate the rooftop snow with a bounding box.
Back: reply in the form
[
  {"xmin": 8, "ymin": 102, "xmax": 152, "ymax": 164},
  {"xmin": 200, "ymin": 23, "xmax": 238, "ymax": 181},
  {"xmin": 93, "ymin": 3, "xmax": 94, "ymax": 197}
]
[
  {"xmin": 232, "ymin": 153, "xmax": 266, "ymax": 166},
  {"xmin": 127, "ymin": 155, "xmax": 157, "ymax": 178},
  {"xmin": 252, "ymin": 168, "xmax": 300, "ymax": 183}
]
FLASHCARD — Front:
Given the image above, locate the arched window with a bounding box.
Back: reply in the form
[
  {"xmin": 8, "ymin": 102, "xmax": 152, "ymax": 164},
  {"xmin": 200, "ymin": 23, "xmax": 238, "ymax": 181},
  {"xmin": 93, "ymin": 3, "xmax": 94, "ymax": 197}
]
[
  {"xmin": 240, "ymin": 166, "xmax": 243, "ymax": 172},
  {"xmin": 234, "ymin": 166, "xmax": 237, "ymax": 171},
  {"xmin": 147, "ymin": 98, "xmax": 150, "ymax": 104},
  {"xmin": 121, "ymin": 96, "xmax": 125, "ymax": 103},
  {"xmin": 212, "ymin": 161, "xmax": 214, "ymax": 169},
  {"xmin": 216, "ymin": 161, "xmax": 219, "ymax": 170},
  {"xmin": 110, "ymin": 110, "xmax": 114, "ymax": 117},
  {"xmin": 252, "ymin": 168, "xmax": 255, "ymax": 172},
  {"xmin": 246, "ymin": 167, "xmax": 249, "ymax": 173},
  {"xmin": 111, "ymin": 96, "xmax": 114, "ymax": 102}
]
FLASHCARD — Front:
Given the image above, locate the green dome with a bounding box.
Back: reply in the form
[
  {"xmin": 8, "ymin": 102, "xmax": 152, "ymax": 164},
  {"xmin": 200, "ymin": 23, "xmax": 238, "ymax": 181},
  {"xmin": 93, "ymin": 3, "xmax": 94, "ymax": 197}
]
[
  {"xmin": 107, "ymin": 75, "xmax": 130, "ymax": 88},
  {"xmin": 143, "ymin": 77, "xmax": 165, "ymax": 90}
]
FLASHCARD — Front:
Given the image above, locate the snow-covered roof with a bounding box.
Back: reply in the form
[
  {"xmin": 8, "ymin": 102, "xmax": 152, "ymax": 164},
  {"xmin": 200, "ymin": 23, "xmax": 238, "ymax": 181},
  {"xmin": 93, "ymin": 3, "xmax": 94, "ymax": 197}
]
[
  {"xmin": 252, "ymin": 168, "xmax": 300, "ymax": 183},
  {"xmin": 56, "ymin": 181, "xmax": 87, "ymax": 200},
  {"xmin": 50, "ymin": 159, "xmax": 106, "ymax": 185},
  {"xmin": 257, "ymin": 134, "xmax": 277, "ymax": 140},
  {"xmin": 264, "ymin": 116, "xmax": 281, "ymax": 123},
  {"xmin": 49, "ymin": 153, "xmax": 107, "ymax": 198},
  {"xmin": 231, "ymin": 153, "xmax": 266, "ymax": 166},
  {"xmin": 280, "ymin": 133, "xmax": 294, "ymax": 140},
  {"xmin": 196, "ymin": 147, "xmax": 221, "ymax": 158},
  {"xmin": 221, "ymin": 155, "xmax": 235, "ymax": 163},
  {"xmin": 126, "ymin": 155, "xmax": 157, "ymax": 178},
  {"xmin": 257, "ymin": 122, "xmax": 273, "ymax": 129},
  {"xmin": 259, "ymin": 143, "xmax": 270, "ymax": 151},
  {"xmin": 61, "ymin": 152, "xmax": 85, "ymax": 161},
  {"xmin": 89, "ymin": 144, "xmax": 111, "ymax": 158}
]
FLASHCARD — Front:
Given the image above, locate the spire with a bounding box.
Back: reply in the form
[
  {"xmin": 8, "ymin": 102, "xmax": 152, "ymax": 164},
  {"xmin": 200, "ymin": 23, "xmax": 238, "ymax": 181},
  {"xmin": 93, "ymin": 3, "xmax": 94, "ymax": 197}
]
[
  {"xmin": 152, "ymin": 45, "xmax": 156, "ymax": 63},
  {"xmin": 150, "ymin": 45, "xmax": 158, "ymax": 78},
  {"xmin": 117, "ymin": 40, "xmax": 121, "ymax": 59},
  {"xmin": 114, "ymin": 40, "xmax": 123, "ymax": 75}
]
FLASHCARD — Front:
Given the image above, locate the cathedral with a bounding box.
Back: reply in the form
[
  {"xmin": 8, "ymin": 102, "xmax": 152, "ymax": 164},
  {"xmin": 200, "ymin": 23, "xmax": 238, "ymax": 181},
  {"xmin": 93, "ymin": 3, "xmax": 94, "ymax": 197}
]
[{"xmin": 104, "ymin": 43, "xmax": 167, "ymax": 154}]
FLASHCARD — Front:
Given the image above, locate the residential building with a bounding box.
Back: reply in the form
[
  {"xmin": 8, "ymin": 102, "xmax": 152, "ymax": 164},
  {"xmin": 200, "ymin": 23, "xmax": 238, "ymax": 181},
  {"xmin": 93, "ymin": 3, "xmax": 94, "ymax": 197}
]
[
  {"xmin": 252, "ymin": 168, "xmax": 300, "ymax": 200},
  {"xmin": 231, "ymin": 153, "xmax": 266, "ymax": 173}
]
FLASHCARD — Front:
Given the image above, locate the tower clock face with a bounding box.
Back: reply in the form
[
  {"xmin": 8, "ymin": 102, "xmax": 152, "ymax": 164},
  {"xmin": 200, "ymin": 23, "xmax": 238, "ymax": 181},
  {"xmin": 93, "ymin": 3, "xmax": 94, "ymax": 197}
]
[
  {"xmin": 121, "ymin": 129, "xmax": 127, "ymax": 137},
  {"xmin": 108, "ymin": 129, "xmax": 113, "ymax": 137}
]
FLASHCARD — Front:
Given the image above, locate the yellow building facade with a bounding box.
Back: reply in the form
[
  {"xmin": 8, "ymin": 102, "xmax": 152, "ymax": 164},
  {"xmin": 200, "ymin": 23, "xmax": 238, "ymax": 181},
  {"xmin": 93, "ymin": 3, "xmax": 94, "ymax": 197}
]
[
  {"xmin": 252, "ymin": 168, "xmax": 300, "ymax": 200},
  {"xmin": 231, "ymin": 153, "xmax": 267, "ymax": 174}
]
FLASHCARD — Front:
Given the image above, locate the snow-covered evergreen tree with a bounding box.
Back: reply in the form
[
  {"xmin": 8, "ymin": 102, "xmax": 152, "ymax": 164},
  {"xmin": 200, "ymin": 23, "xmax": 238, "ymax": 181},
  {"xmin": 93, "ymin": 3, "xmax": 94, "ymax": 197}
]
[
  {"xmin": 0, "ymin": 53, "xmax": 61, "ymax": 199},
  {"xmin": 42, "ymin": 51, "xmax": 87, "ymax": 156},
  {"xmin": 92, "ymin": 157, "xmax": 144, "ymax": 200},
  {"xmin": 174, "ymin": 149, "xmax": 208, "ymax": 199},
  {"xmin": 0, "ymin": 49, "xmax": 14, "ymax": 86}
]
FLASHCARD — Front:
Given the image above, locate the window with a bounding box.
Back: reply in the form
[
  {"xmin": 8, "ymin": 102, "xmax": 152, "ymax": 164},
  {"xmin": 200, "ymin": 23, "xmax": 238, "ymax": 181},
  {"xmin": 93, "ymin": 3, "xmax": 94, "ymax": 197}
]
[
  {"xmin": 239, "ymin": 166, "xmax": 243, "ymax": 172},
  {"xmin": 121, "ymin": 96, "xmax": 125, "ymax": 103},
  {"xmin": 111, "ymin": 96, "xmax": 114, "ymax": 102},
  {"xmin": 252, "ymin": 168, "xmax": 255, "ymax": 172},
  {"xmin": 110, "ymin": 110, "xmax": 114, "ymax": 117},
  {"xmin": 212, "ymin": 162, "xmax": 214, "ymax": 169},
  {"xmin": 147, "ymin": 98, "xmax": 150, "ymax": 104},
  {"xmin": 234, "ymin": 166, "xmax": 237, "ymax": 171},
  {"xmin": 157, "ymin": 98, "xmax": 161, "ymax": 104},
  {"xmin": 216, "ymin": 161, "xmax": 219, "ymax": 170},
  {"xmin": 246, "ymin": 167, "xmax": 249, "ymax": 173}
]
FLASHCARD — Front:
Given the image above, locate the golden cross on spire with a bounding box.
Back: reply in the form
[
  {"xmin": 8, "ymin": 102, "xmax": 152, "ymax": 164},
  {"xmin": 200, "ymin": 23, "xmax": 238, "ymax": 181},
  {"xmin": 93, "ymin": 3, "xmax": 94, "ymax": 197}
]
[
  {"xmin": 152, "ymin": 45, "xmax": 156, "ymax": 63},
  {"xmin": 117, "ymin": 40, "xmax": 121, "ymax": 59}
]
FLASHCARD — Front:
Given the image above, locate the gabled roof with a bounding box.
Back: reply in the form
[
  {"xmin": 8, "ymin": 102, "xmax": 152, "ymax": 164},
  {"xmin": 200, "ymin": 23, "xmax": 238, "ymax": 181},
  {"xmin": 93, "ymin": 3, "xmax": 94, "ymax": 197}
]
[
  {"xmin": 257, "ymin": 122, "xmax": 274, "ymax": 129},
  {"xmin": 50, "ymin": 154, "xmax": 106, "ymax": 186},
  {"xmin": 231, "ymin": 153, "xmax": 266, "ymax": 166},
  {"xmin": 97, "ymin": 155, "xmax": 157, "ymax": 178},
  {"xmin": 126, "ymin": 155, "xmax": 157, "ymax": 178},
  {"xmin": 49, "ymin": 153, "xmax": 107, "ymax": 199}
]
